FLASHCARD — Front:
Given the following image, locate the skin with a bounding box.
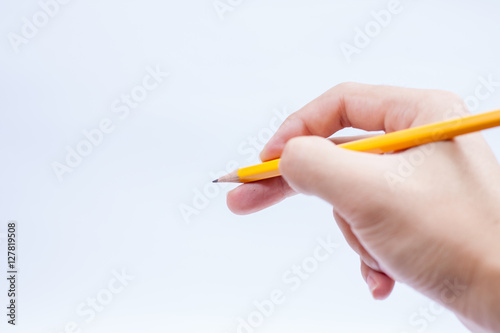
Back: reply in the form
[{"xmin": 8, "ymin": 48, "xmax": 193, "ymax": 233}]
[{"xmin": 226, "ymin": 83, "xmax": 500, "ymax": 332}]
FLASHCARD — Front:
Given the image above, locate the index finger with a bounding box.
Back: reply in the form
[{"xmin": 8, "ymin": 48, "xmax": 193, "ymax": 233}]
[{"xmin": 260, "ymin": 83, "xmax": 461, "ymax": 161}]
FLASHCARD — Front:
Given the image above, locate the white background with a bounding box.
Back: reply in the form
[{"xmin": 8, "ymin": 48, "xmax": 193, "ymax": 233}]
[{"xmin": 1, "ymin": 0, "xmax": 500, "ymax": 332}]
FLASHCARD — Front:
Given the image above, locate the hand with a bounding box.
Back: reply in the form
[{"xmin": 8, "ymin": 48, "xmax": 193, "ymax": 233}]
[{"xmin": 227, "ymin": 83, "xmax": 500, "ymax": 332}]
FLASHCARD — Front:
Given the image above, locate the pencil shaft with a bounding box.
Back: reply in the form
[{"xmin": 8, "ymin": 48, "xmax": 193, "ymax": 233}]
[
  {"xmin": 338, "ymin": 110, "xmax": 500, "ymax": 154},
  {"xmin": 218, "ymin": 110, "xmax": 500, "ymax": 184}
]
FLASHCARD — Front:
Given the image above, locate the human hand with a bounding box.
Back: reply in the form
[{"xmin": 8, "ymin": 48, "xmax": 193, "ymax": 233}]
[{"xmin": 227, "ymin": 83, "xmax": 500, "ymax": 331}]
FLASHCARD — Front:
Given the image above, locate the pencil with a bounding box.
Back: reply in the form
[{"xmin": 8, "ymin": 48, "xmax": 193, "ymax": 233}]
[{"xmin": 213, "ymin": 109, "xmax": 500, "ymax": 183}]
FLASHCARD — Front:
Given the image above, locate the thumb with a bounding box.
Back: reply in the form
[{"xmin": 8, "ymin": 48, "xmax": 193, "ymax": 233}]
[{"xmin": 279, "ymin": 136, "xmax": 388, "ymax": 210}]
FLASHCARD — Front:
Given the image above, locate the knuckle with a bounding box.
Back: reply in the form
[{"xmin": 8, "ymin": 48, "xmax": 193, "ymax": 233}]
[
  {"xmin": 333, "ymin": 81, "xmax": 358, "ymax": 94},
  {"xmin": 419, "ymin": 89, "xmax": 470, "ymax": 119},
  {"xmin": 428, "ymin": 89, "xmax": 464, "ymax": 105}
]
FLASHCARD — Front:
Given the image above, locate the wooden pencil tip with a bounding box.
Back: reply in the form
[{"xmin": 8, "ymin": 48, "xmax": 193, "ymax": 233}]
[
  {"xmin": 212, "ymin": 170, "xmax": 240, "ymax": 183},
  {"xmin": 212, "ymin": 179, "xmax": 218, "ymax": 183}
]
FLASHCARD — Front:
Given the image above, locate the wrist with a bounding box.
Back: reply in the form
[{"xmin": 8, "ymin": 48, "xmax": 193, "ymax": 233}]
[{"xmin": 457, "ymin": 224, "xmax": 500, "ymax": 332}]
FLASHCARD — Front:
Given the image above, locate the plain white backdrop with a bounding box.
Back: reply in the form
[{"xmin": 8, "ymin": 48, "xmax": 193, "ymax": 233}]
[{"xmin": 1, "ymin": 0, "xmax": 500, "ymax": 332}]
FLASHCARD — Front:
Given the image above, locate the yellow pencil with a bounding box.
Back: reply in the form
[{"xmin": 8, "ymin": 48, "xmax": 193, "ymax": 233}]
[{"xmin": 213, "ymin": 109, "xmax": 500, "ymax": 183}]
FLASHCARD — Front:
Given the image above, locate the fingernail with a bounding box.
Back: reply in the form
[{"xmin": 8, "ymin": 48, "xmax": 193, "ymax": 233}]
[{"xmin": 367, "ymin": 274, "xmax": 378, "ymax": 297}]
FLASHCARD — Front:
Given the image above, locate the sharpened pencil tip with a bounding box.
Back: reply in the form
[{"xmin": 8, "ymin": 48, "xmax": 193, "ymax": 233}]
[{"xmin": 212, "ymin": 179, "xmax": 218, "ymax": 183}]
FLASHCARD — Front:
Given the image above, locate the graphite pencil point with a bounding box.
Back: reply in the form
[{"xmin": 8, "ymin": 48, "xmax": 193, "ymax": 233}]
[{"xmin": 212, "ymin": 170, "xmax": 240, "ymax": 183}]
